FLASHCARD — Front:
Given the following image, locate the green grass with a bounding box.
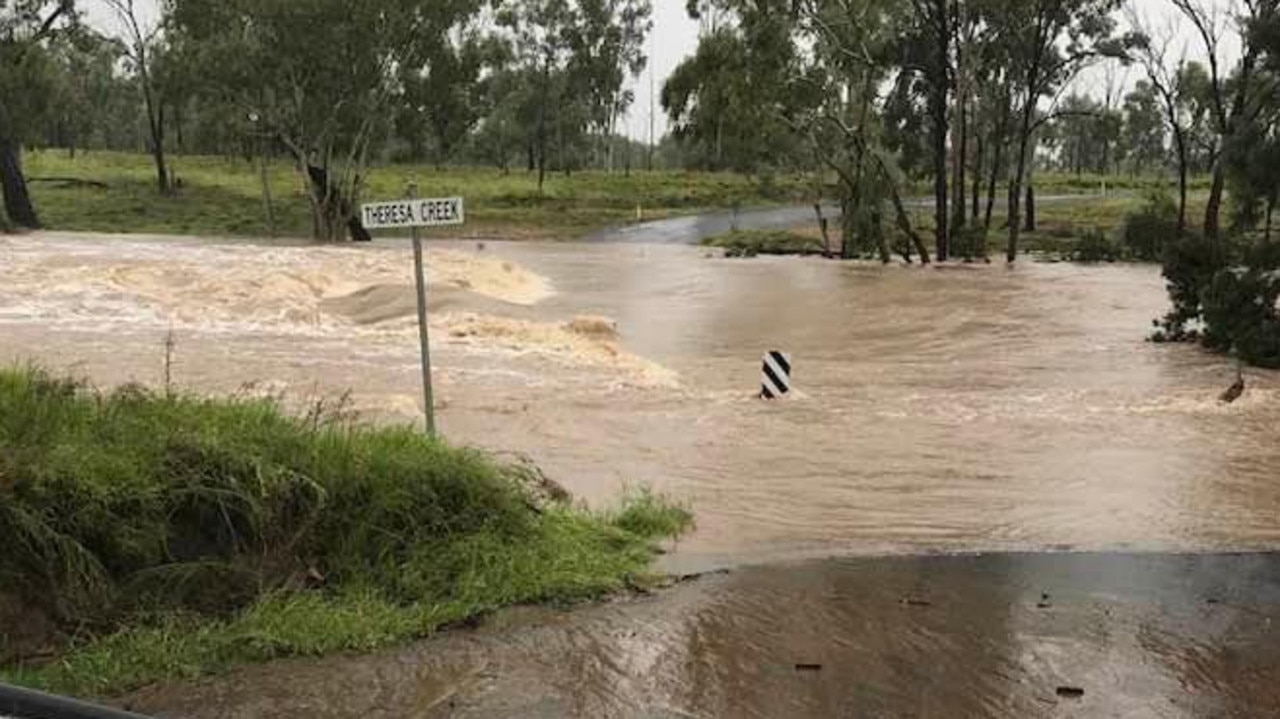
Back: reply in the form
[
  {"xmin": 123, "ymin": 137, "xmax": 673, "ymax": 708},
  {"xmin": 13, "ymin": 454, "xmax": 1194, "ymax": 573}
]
[
  {"xmin": 0, "ymin": 366, "xmax": 693, "ymax": 699},
  {"xmin": 873, "ymin": 188, "xmax": 1213, "ymax": 260},
  {"xmin": 702, "ymin": 229, "xmax": 830, "ymax": 257},
  {"xmin": 23, "ymin": 151, "xmax": 814, "ymax": 241}
]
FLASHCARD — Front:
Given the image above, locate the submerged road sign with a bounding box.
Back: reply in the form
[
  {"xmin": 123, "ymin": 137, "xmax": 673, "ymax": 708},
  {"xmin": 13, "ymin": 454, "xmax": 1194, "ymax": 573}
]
[
  {"xmin": 361, "ymin": 197, "xmax": 464, "ymax": 230},
  {"xmin": 760, "ymin": 351, "xmax": 792, "ymax": 400}
]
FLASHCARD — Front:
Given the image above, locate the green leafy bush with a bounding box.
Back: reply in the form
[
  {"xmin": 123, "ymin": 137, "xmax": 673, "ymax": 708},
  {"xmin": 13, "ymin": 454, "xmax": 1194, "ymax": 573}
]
[
  {"xmin": 703, "ymin": 229, "xmax": 828, "ymax": 257},
  {"xmin": 1153, "ymin": 231, "xmax": 1280, "ymax": 367},
  {"xmin": 1153, "ymin": 231, "xmax": 1230, "ymax": 342},
  {"xmin": 1200, "ymin": 268, "xmax": 1280, "ymax": 367},
  {"xmin": 1072, "ymin": 228, "xmax": 1125, "ymax": 263},
  {"xmin": 1121, "ymin": 192, "xmax": 1179, "ymax": 261},
  {"xmin": 951, "ymin": 225, "xmax": 990, "ymax": 261}
]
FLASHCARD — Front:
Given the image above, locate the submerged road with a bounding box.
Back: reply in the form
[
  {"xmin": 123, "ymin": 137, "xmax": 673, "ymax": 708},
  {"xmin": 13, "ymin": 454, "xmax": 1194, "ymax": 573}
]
[
  {"xmin": 584, "ymin": 193, "xmax": 1114, "ymax": 244},
  {"xmin": 128, "ymin": 553, "xmax": 1280, "ymax": 718}
]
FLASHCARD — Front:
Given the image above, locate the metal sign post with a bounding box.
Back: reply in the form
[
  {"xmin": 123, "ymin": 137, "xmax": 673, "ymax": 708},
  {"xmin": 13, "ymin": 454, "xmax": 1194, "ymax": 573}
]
[
  {"xmin": 361, "ymin": 189, "xmax": 465, "ymax": 436},
  {"xmin": 408, "ymin": 183, "xmax": 436, "ymax": 435}
]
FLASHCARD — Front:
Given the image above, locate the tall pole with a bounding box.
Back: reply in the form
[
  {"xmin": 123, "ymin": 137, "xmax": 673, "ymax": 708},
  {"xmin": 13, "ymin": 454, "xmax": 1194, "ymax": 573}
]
[
  {"xmin": 648, "ymin": 29, "xmax": 656, "ymax": 172},
  {"xmin": 409, "ymin": 181, "xmax": 437, "ymax": 436},
  {"xmin": 250, "ymin": 113, "xmax": 274, "ymax": 236}
]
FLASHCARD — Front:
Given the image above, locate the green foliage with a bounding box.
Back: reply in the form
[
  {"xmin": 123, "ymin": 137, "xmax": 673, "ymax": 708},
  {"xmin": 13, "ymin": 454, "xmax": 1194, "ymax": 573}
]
[
  {"xmin": 1072, "ymin": 227, "xmax": 1125, "ymax": 262},
  {"xmin": 0, "ymin": 367, "xmax": 692, "ymax": 697},
  {"xmin": 1121, "ymin": 81, "xmax": 1168, "ymax": 175},
  {"xmin": 951, "ymin": 225, "xmax": 990, "ymax": 261},
  {"xmin": 1044, "ymin": 93, "xmax": 1124, "ymax": 175},
  {"xmin": 1153, "ymin": 231, "xmax": 1229, "ymax": 341},
  {"xmin": 609, "ymin": 487, "xmax": 695, "ymax": 540},
  {"xmin": 1199, "ymin": 243, "xmax": 1280, "ymax": 368},
  {"xmin": 1121, "ymin": 192, "xmax": 1179, "ymax": 261},
  {"xmin": 662, "ymin": 2, "xmax": 806, "ymax": 173},
  {"xmin": 702, "ymin": 229, "xmax": 828, "ymax": 257}
]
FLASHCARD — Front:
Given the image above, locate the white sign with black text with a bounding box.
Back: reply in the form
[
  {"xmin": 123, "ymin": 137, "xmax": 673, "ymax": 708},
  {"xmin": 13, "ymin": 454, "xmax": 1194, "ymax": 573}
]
[{"xmin": 361, "ymin": 197, "xmax": 465, "ymax": 229}]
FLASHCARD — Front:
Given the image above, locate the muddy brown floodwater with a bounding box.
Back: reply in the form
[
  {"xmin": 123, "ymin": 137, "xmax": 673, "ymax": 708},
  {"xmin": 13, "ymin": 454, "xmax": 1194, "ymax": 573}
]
[
  {"xmin": 3, "ymin": 231, "xmax": 1280, "ymax": 717},
  {"xmin": 4, "ymin": 232, "xmax": 1278, "ymax": 566},
  {"xmin": 125, "ymin": 553, "xmax": 1280, "ymax": 718}
]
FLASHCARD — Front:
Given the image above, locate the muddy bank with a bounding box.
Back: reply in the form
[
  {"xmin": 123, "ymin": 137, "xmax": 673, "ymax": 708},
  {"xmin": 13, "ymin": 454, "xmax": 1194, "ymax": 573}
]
[{"xmin": 124, "ymin": 552, "xmax": 1280, "ymax": 718}]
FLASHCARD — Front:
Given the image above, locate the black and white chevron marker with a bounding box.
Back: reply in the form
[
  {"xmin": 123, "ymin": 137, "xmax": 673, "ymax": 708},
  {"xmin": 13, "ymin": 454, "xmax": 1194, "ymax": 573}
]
[{"xmin": 760, "ymin": 351, "xmax": 792, "ymax": 400}]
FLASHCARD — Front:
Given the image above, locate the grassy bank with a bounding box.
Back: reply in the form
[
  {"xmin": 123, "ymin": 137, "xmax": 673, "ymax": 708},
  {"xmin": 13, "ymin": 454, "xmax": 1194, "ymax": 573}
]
[
  {"xmin": 23, "ymin": 151, "xmax": 814, "ymax": 240},
  {"xmin": 0, "ymin": 367, "xmax": 692, "ymax": 699}
]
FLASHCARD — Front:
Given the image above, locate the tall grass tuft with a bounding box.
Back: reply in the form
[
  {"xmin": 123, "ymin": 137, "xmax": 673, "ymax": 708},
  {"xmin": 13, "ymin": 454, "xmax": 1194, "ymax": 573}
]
[{"xmin": 0, "ymin": 366, "xmax": 692, "ymax": 697}]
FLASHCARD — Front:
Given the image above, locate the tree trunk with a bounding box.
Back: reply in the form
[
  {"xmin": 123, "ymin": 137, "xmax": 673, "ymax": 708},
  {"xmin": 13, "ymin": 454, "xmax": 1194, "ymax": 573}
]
[
  {"xmin": 1007, "ymin": 129, "xmax": 1032, "ymax": 262},
  {"xmin": 1173, "ymin": 128, "xmax": 1188, "ymax": 234},
  {"xmin": 891, "ymin": 186, "xmax": 931, "ymax": 264},
  {"xmin": 175, "ymin": 103, "xmax": 185, "ymax": 154},
  {"xmin": 930, "ymin": 1, "xmax": 950, "ymax": 262},
  {"xmin": 0, "ymin": 138, "xmax": 39, "ymax": 229},
  {"xmin": 814, "ymin": 203, "xmax": 834, "ymax": 258},
  {"xmin": 951, "ymin": 93, "xmax": 968, "ymax": 241},
  {"xmin": 985, "ymin": 130, "xmax": 1004, "ymax": 230},
  {"xmin": 972, "ymin": 134, "xmax": 983, "ymax": 221},
  {"xmin": 141, "ymin": 69, "xmax": 170, "ymax": 194},
  {"xmin": 1024, "ymin": 183, "xmax": 1035, "ymax": 232},
  {"xmin": 536, "ymin": 67, "xmax": 549, "ymax": 193},
  {"xmin": 1265, "ymin": 194, "xmax": 1274, "ymax": 244},
  {"xmin": 714, "ymin": 117, "xmax": 724, "ymax": 171},
  {"xmin": 1204, "ymin": 163, "xmax": 1225, "ymax": 242},
  {"xmin": 150, "ymin": 143, "xmax": 170, "ymax": 194},
  {"xmin": 305, "ymin": 163, "xmax": 370, "ymax": 242},
  {"xmin": 855, "ymin": 133, "xmax": 929, "ymax": 264},
  {"xmin": 259, "ymin": 136, "xmax": 275, "ymax": 237}
]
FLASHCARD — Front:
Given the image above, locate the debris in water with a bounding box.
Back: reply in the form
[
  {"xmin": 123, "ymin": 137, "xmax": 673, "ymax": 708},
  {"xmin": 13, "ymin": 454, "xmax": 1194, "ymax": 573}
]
[
  {"xmin": 795, "ymin": 663, "xmax": 823, "ymax": 672},
  {"xmin": 564, "ymin": 315, "xmax": 620, "ymax": 341},
  {"xmin": 1056, "ymin": 686, "xmax": 1085, "ymax": 699},
  {"xmin": 901, "ymin": 597, "xmax": 933, "ymax": 607},
  {"xmin": 1220, "ymin": 365, "xmax": 1245, "ymax": 404},
  {"xmin": 1037, "ymin": 592, "xmax": 1052, "ymax": 609}
]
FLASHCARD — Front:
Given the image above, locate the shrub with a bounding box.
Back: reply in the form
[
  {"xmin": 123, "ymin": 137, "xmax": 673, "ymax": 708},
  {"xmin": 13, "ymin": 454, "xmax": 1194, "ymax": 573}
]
[
  {"xmin": 1153, "ymin": 231, "xmax": 1230, "ymax": 341},
  {"xmin": 1121, "ymin": 192, "xmax": 1179, "ymax": 261},
  {"xmin": 952, "ymin": 225, "xmax": 990, "ymax": 261},
  {"xmin": 1200, "ymin": 267, "xmax": 1280, "ymax": 367},
  {"xmin": 1072, "ymin": 228, "xmax": 1125, "ymax": 262},
  {"xmin": 703, "ymin": 229, "xmax": 827, "ymax": 257}
]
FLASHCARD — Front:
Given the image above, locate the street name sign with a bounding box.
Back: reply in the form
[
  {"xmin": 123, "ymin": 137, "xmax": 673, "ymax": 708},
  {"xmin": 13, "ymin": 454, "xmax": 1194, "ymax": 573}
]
[{"xmin": 361, "ymin": 197, "xmax": 464, "ymax": 229}]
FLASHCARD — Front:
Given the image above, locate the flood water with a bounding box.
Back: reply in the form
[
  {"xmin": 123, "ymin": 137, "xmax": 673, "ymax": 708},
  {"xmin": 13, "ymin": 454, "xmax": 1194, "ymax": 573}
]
[
  {"xmin": 4, "ymin": 231, "xmax": 1280, "ymax": 717},
  {"xmin": 126, "ymin": 553, "xmax": 1280, "ymax": 718},
  {"xmin": 3, "ymin": 231, "xmax": 1277, "ymax": 568}
]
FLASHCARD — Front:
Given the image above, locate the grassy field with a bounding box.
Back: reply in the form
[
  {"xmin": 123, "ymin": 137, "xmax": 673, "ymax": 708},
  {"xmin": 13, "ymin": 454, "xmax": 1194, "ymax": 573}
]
[
  {"xmin": 23, "ymin": 151, "xmax": 816, "ymax": 241},
  {"xmin": 18, "ymin": 150, "xmax": 1209, "ymax": 253},
  {"xmin": 0, "ymin": 367, "xmax": 692, "ymax": 699}
]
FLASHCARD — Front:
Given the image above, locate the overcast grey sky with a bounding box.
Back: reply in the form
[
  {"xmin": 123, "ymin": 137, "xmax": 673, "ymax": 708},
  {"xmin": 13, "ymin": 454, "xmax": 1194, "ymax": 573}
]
[{"xmin": 84, "ymin": 0, "xmax": 1244, "ymax": 141}]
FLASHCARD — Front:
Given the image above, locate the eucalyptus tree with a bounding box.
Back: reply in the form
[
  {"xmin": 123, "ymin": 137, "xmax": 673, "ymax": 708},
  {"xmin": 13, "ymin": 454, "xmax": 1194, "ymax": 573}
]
[
  {"xmin": 985, "ymin": 0, "xmax": 1129, "ymax": 262},
  {"xmin": 168, "ymin": 0, "xmax": 485, "ymax": 241},
  {"xmin": 104, "ymin": 0, "xmax": 169, "ymax": 192}
]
